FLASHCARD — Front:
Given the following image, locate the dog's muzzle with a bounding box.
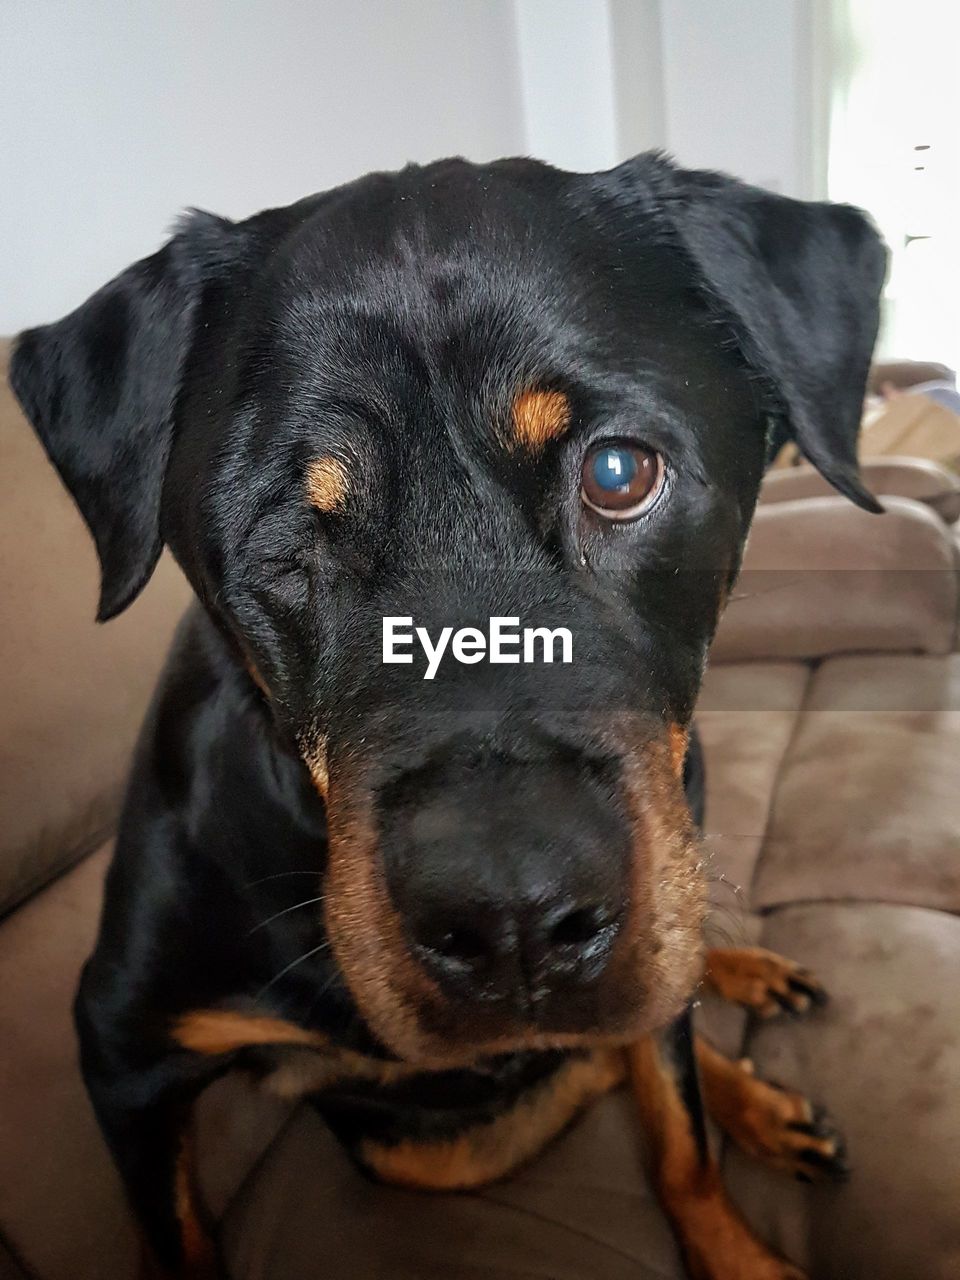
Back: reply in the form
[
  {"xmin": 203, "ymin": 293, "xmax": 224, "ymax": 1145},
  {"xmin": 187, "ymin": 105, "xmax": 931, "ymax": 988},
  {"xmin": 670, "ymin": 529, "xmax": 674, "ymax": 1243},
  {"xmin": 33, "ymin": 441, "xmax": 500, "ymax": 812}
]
[{"xmin": 377, "ymin": 745, "xmax": 631, "ymax": 1024}]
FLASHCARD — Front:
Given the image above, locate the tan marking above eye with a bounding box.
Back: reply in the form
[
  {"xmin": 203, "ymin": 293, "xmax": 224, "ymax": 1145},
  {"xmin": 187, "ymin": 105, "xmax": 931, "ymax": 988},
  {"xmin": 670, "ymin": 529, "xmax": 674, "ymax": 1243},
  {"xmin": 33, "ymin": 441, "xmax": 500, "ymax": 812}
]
[
  {"xmin": 305, "ymin": 456, "xmax": 349, "ymax": 512},
  {"xmin": 511, "ymin": 388, "xmax": 572, "ymax": 451}
]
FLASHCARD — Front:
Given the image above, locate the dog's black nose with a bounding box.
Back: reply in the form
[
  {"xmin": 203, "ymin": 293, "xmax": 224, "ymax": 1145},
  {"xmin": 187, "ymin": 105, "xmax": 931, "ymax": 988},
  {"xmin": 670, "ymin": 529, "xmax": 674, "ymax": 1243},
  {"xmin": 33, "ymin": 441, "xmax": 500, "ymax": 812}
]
[
  {"xmin": 408, "ymin": 888, "xmax": 620, "ymax": 1000},
  {"xmin": 379, "ymin": 754, "xmax": 629, "ymax": 1012}
]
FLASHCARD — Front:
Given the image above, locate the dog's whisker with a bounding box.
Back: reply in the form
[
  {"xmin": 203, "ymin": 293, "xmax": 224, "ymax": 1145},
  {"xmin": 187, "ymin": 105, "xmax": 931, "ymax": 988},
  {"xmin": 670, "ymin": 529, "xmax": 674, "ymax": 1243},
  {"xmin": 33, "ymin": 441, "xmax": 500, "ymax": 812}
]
[
  {"xmin": 298, "ymin": 970, "xmax": 349, "ymax": 1035},
  {"xmin": 247, "ymin": 896, "xmax": 327, "ymax": 936},
  {"xmin": 702, "ymin": 864, "xmax": 746, "ymax": 882},
  {"xmin": 705, "ymin": 922, "xmax": 749, "ymax": 949},
  {"xmin": 245, "ymin": 871, "xmax": 320, "ymax": 887},
  {"xmin": 703, "ymin": 874, "xmax": 747, "ymax": 899},
  {"xmin": 706, "ymin": 894, "xmax": 750, "ymax": 920},
  {"xmin": 701, "ymin": 832, "xmax": 766, "ymax": 844},
  {"xmin": 258, "ymin": 942, "xmax": 332, "ymax": 996},
  {"xmin": 308, "ymin": 969, "xmax": 342, "ymax": 1011},
  {"xmin": 707, "ymin": 876, "xmax": 748, "ymax": 903},
  {"xmin": 711, "ymin": 926, "xmax": 750, "ymax": 949},
  {"xmin": 703, "ymin": 924, "xmax": 739, "ymax": 949},
  {"xmin": 708, "ymin": 900, "xmax": 745, "ymax": 924}
]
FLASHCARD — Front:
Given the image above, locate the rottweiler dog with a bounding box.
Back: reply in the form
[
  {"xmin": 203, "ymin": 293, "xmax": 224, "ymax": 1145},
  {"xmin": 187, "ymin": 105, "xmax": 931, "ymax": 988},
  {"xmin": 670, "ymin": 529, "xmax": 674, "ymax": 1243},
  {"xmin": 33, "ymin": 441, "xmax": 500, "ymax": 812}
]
[{"xmin": 11, "ymin": 151, "xmax": 885, "ymax": 1280}]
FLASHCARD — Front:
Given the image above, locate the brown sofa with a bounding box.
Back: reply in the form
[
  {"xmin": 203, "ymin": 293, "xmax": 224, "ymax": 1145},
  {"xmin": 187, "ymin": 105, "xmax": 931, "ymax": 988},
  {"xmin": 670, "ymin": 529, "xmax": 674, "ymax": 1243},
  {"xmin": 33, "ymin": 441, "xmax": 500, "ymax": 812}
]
[{"xmin": 2, "ymin": 338, "xmax": 959, "ymax": 1280}]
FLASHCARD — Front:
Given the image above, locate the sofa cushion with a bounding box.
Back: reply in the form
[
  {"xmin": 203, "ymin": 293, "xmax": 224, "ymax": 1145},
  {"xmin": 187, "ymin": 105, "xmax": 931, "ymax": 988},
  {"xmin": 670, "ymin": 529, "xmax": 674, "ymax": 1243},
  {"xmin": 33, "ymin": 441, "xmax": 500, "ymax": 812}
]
[
  {"xmin": 0, "ymin": 344, "xmax": 191, "ymax": 915},
  {"xmin": 728, "ymin": 903, "xmax": 960, "ymax": 1280},
  {"xmin": 759, "ymin": 457, "xmax": 960, "ymax": 523},
  {"xmin": 0, "ymin": 847, "xmax": 137, "ymax": 1280},
  {"xmin": 711, "ymin": 495, "xmax": 959, "ymax": 664},
  {"xmin": 697, "ymin": 662, "xmax": 811, "ymax": 909},
  {"xmin": 693, "ymin": 663, "xmax": 812, "ymax": 1058},
  {"xmin": 860, "ymin": 392, "xmax": 960, "ymax": 471},
  {"xmin": 223, "ymin": 1088, "xmax": 683, "ymax": 1280},
  {"xmin": 753, "ymin": 654, "xmax": 960, "ymax": 914}
]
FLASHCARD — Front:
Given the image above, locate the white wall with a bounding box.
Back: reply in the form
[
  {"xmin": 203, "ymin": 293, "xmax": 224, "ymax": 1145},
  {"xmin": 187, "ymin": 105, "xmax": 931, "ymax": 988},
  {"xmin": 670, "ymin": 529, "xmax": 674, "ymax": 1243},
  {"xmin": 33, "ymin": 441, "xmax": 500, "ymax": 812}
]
[
  {"xmin": 514, "ymin": 0, "xmax": 666, "ymax": 171},
  {"xmin": 658, "ymin": 0, "xmax": 813, "ymax": 197},
  {"xmin": 514, "ymin": 0, "xmax": 619, "ymax": 172},
  {"xmin": 1, "ymin": 0, "xmax": 824, "ymax": 333},
  {"xmin": 515, "ymin": 0, "xmax": 820, "ymax": 194},
  {"xmin": 608, "ymin": 0, "xmax": 667, "ymax": 161},
  {"xmin": 1, "ymin": 0, "xmax": 525, "ymax": 331}
]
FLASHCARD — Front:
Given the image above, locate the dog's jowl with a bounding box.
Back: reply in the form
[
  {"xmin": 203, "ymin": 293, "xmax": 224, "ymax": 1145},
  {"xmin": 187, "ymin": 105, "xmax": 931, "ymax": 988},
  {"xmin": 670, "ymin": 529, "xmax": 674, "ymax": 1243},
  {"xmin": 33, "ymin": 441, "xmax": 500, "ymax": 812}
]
[{"xmin": 11, "ymin": 151, "xmax": 883, "ymax": 1279}]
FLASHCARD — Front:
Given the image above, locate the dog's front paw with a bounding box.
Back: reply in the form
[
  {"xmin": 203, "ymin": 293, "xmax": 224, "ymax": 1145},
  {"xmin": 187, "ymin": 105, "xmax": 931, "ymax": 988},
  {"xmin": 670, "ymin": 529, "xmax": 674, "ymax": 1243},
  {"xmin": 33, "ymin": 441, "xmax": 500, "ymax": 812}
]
[
  {"xmin": 720, "ymin": 1064, "xmax": 849, "ymax": 1183},
  {"xmin": 704, "ymin": 947, "xmax": 828, "ymax": 1018}
]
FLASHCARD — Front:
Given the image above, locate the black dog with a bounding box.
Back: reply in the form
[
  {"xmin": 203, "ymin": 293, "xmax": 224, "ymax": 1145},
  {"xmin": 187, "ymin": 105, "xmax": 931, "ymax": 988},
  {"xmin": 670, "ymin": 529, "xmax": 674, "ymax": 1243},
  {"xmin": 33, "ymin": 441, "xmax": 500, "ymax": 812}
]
[{"xmin": 11, "ymin": 152, "xmax": 884, "ymax": 1280}]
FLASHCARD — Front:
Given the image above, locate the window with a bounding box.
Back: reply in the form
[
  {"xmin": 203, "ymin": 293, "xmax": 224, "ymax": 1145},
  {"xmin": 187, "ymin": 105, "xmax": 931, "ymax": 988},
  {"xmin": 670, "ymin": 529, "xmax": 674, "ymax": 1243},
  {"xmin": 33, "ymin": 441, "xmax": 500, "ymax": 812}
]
[{"xmin": 827, "ymin": 0, "xmax": 960, "ymax": 367}]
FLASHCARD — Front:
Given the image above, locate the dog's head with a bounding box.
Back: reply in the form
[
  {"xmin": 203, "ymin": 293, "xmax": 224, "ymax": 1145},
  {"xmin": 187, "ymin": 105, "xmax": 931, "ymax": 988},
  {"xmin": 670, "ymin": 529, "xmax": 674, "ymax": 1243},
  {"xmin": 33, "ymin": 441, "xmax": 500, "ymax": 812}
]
[{"xmin": 11, "ymin": 154, "xmax": 885, "ymax": 1062}]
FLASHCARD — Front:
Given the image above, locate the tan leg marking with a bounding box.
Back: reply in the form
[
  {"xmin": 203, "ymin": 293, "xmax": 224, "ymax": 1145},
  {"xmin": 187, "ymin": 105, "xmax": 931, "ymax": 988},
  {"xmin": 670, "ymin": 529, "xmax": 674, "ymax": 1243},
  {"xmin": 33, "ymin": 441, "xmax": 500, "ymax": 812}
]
[
  {"xmin": 171, "ymin": 1128, "xmax": 221, "ymax": 1280},
  {"xmin": 171, "ymin": 1008, "xmax": 449, "ymax": 1103},
  {"xmin": 303, "ymin": 734, "xmax": 329, "ymax": 796},
  {"xmin": 704, "ymin": 947, "xmax": 827, "ymax": 1018},
  {"xmin": 360, "ymin": 1048, "xmax": 625, "ymax": 1190},
  {"xmin": 171, "ymin": 1010, "xmax": 330, "ymax": 1056},
  {"xmin": 695, "ymin": 1036, "xmax": 848, "ymax": 1183},
  {"xmin": 627, "ymin": 1037, "xmax": 807, "ymax": 1280},
  {"xmin": 669, "ymin": 723, "xmax": 689, "ymax": 777}
]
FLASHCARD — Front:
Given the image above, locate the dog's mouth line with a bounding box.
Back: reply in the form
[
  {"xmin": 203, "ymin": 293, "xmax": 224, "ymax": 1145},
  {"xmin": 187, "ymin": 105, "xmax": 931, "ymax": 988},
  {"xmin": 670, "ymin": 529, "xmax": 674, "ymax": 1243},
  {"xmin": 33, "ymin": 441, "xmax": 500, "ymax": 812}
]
[
  {"xmin": 353, "ymin": 1027, "xmax": 638, "ymax": 1074},
  {"xmin": 331, "ymin": 968, "xmax": 697, "ymax": 1068}
]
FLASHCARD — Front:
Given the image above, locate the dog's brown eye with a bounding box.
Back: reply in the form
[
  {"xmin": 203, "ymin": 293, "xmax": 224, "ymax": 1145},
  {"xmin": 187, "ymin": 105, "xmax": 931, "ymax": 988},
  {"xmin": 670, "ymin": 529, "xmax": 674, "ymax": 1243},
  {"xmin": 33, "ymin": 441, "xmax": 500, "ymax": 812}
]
[{"xmin": 581, "ymin": 443, "xmax": 664, "ymax": 519}]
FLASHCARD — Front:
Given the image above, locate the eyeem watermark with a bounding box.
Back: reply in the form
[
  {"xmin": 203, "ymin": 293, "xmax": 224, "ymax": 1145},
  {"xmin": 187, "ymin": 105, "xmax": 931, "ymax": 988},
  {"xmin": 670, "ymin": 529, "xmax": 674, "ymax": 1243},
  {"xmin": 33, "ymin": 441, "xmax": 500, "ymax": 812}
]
[{"xmin": 383, "ymin": 616, "xmax": 573, "ymax": 680}]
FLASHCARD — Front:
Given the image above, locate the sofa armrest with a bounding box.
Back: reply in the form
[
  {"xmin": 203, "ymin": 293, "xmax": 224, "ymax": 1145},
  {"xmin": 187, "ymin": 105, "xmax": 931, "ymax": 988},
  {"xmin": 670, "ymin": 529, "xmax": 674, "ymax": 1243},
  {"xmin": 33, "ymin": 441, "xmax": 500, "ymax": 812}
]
[
  {"xmin": 710, "ymin": 495, "xmax": 959, "ymax": 665},
  {"xmin": 0, "ymin": 348, "xmax": 191, "ymax": 915},
  {"xmin": 759, "ymin": 458, "xmax": 960, "ymax": 523}
]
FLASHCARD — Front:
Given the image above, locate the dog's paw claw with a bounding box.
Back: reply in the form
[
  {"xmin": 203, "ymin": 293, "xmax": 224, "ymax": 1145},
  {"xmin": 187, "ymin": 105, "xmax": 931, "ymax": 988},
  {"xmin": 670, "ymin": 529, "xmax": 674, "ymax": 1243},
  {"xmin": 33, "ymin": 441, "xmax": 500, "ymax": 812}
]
[
  {"xmin": 719, "ymin": 1063, "xmax": 848, "ymax": 1184},
  {"xmin": 705, "ymin": 947, "xmax": 829, "ymax": 1019},
  {"xmin": 789, "ymin": 1121, "xmax": 850, "ymax": 1183}
]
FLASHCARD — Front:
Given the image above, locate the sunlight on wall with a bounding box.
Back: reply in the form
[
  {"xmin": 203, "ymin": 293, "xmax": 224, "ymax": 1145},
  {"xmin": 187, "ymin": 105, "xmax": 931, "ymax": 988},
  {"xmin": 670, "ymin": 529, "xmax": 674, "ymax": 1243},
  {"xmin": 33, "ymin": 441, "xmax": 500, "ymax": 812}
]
[{"xmin": 828, "ymin": 0, "xmax": 960, "ymax": 368}]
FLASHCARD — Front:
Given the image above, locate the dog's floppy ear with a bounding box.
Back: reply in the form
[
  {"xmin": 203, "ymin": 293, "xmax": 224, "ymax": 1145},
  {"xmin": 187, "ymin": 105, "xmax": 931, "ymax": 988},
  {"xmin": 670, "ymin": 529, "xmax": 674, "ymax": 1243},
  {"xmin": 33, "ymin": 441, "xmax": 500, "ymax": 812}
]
[
  {"xmin": 639, "ymin": 155, "xmax": 888, "ymax": 511},
  {"xmin": 10, "ymin": 211, "xmax": 237, "ymax": 620}
]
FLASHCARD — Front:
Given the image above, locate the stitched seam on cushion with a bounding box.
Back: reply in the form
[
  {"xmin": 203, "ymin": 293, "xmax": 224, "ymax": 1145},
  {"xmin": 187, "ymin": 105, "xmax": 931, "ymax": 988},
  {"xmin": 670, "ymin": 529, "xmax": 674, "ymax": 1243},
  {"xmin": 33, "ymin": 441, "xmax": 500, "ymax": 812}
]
[
  {"xmin": 746, "ymin": 662, "xmax": 819, "ymax": 909},
  {"xmin": 474, "ymin": 1190, "xmax": 678, "ymax": 1277},
  {"xmin": 712, "ymin": 662, "xmax": 821, "ymax": 1123},
  {"xmin": 0, "ymin": 813, "xmax": 118, "ymax": 924},
  {"xmin": 756, "ymin": 895, "xmax": 960, "ymax": 920},
  {"xmin": 218, "ymin": 1102, "xmax": 304, "ymax": 1224},
  {"xmin": 222, "ymin": 1107, "xmax": 676, "ymax": 1279}
]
